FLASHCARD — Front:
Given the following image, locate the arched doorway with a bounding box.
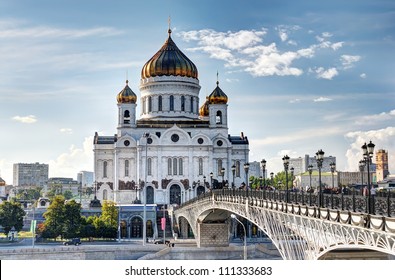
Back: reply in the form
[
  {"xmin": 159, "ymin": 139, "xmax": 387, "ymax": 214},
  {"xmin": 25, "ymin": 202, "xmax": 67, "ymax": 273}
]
[
  {"xmin": 196, "ymin": 186, "xmax": 205, "ymax": 196},
  {"xmin": 169, "ymin": 184, "xmax": 181, "ymax": 205},
  {"xmin": 131, "ymin": 216, "xmax": 143, "ymax": 238},
  {"xmin": 146, "ymin": 186, "xmax": 154, "ymax": 204}
]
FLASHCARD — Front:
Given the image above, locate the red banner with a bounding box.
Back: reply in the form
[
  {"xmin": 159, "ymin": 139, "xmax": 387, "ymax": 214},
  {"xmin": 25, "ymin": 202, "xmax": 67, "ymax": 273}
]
[{"xmin": 161, "ymin": 218, "xmax": 166, "ymax": 230}]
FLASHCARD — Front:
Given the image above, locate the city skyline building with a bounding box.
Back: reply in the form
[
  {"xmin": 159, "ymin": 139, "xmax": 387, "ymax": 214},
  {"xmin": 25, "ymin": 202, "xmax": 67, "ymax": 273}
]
[{"xmin": 12, "ymin": 162, "xmax": 49, "ymax": 188}]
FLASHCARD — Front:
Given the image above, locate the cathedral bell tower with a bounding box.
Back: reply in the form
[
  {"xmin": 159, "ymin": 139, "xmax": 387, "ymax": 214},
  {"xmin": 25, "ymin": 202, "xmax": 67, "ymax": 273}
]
[
  {"xmin": 116, "ymin": 80, "xmax": 137, "ymax": 135},
  {"xmin": 208, "ymin": 79, "xmax": 228, "ymax": 128}
]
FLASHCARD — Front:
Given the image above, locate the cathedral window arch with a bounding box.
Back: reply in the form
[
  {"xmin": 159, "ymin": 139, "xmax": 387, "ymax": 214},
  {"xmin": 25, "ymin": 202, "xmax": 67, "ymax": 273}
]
[
  {"xmin": 147, "ymin": 158, "xmax": 152, "ymax": 176},
  {"xmin": 168, "ymin": 158, "xmax": 172, "ymax": 175},
  {"xmin": 217, "ymin": 159, "xmax": 223, "ymax": 176},
  {"xmin": 236, "ymin": 161, "xmax": 241, "ymax": 177},
  {"xmin": 158, "ymin": 96, "xmax": 162, "ymax": 111},
  {"xmin": 179, "ymin": 158, "xmax": 183, "ymax": 175},
  {"xmin": 170, "ymin": 95, "xmax": 174, "ymax": 111},
  {"xmin": 125, "ymin": 160, "xmax": 129, "ymax": 177},
  {"xmin": 103, "ymin": 161, "xmax": 108, "ymax": 178},
  {"xmin": 198, "ymin": 158, "xmax": 203, "ymax": 175},
  {"xmin": 181, "ymin": 96, "xmax": 185, "ymax": 111},
  {"xmin": 148, "ymin": 96, "xmax": 152, "ymax": 112},
  {"xmin": 103, "ymin": 189, "xmax": 108, "ymax": 200},
  {"xmin": 216, "ymin": 111, "xmax": 222, "ymax": 124},
  {"xmin": 190, "ymin": 96, "xmax": 194, "ymax": 112},
  {"xmin": 123, "ymin": 110, "xmax": 130, "ymax": 124}
]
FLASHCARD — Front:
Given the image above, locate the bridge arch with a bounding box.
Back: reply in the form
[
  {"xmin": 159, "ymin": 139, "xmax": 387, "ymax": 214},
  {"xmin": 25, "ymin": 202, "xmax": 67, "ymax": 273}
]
[{"xmin": 174, "ymin": 190, "xmax": 395, "ymax": 260}]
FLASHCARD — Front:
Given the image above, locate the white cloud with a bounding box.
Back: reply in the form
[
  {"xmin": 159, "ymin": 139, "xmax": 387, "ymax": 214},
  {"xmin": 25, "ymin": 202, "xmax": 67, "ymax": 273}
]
[
  {"xmin": 344, "ymin": 127, "xmax": 395, "ymax": 172},
  {"xmin": 180, "ymin": 27, "xmax": 346, "ymax": 78},
  {"xmin": 355, "ymin": 109, "xmax": 395, "ymax": 125},
  {"xmin": 360, "ymin": 73, "xmax": 367, "ymax": 78},
  {"xmin": 341, "ymin": 55, "xmax": 361, "ymax": 69},
  {"xmin": 315, "ymin": 67, "xmax": 338, "ymax": 80},
  {"xmin": 313, "ymin": 96, "xmax": 333, "ymax": 102},
  {"xmin": 289, "ymin": 98, "xmax": 301, "ymax": 103},
  {"xmin": 60, "ymin": 128, "xmax": 73, "ymax": 134},
  {"xmin": 331, "ymin": 42, "xmax": 344, "ymax": 50},
  {"xmin": 12, "ymin": 115, "xmax": 37, "ymax": 123},
  {"xmin": 48, "ymin": 137, "xmax": 94, "ymax": 178}
]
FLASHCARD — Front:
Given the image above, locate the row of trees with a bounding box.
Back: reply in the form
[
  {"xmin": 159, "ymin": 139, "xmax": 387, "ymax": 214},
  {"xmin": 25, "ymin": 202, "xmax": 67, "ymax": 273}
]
[
  {"xmin": 249, "ymin": 171, "xmax": 294, "ymax": 190},
  {"xmin": 38, "ymin": 195, "xmax": 118, "ymax": 240}
]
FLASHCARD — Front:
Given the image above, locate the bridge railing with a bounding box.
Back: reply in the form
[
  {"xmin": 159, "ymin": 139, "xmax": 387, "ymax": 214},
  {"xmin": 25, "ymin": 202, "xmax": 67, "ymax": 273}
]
[{"xmin": 179, "ymin": 188, "xmax": 395, "ymax": 218}]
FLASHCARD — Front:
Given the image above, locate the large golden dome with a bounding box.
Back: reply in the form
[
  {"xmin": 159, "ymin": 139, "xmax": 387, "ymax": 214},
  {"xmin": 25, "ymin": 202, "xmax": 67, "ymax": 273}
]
[
  {"xmin": 141, "ymin": 29, "xmax": 198, "ymax": 79},
  {"xmin": 117, "ymin": 80, "xmax": 137, "ymax": 104},
  {"xmin": 208, "ymin": 81, "xmax": 228, "ymax": 104}
]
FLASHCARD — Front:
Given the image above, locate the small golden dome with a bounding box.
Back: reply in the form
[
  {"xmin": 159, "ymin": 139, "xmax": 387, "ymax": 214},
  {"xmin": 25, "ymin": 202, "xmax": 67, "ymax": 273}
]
[
  {"xmin": 199, "ymin": 96, "xmax": 210, "ymax": 117},
  {"xmin": 117, "ymin": 80, "xmax": 137, "ymax": 104},
  {"xmin": 208, "ymin": 81, "xmax": 228, "ymax": 104},
  {"xmin": 141, "ymin": 29, "xmax": 198, "ymax": 79}
]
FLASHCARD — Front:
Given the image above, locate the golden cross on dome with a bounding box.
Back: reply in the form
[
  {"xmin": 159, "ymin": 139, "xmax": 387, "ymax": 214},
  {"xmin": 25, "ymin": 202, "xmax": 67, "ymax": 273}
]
[
  {"xmin": 168, "ymin": 16, "xmax": 172, "ymax": 35},
  {"xmin": 216, "ymin": 71, "xmax": 219, "ymax": 85}
]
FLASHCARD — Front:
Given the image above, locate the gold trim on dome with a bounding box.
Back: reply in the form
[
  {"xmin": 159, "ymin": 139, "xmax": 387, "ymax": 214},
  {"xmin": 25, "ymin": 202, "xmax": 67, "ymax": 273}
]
[
  {"xmin": 199, "ymin": 96, "xmax": 210, "ymax": 116},
  {"xmin": 141, "ymin": 30, "xmax": 198, "ymax": 79},
  {"xmin": 117, "ymin": 80, "xmax": 137, "ymax": 104}
]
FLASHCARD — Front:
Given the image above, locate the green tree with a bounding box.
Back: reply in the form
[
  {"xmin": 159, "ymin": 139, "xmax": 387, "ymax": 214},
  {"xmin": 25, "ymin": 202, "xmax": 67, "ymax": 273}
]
[
  {"xmin": 101, "ymin": 201, "xmax": 118, "ymax": 228},
  {"xmin": 43, "ymin": 195, "xmax": 66, "ymax": 239},
  {"xmin": 272, "ymin": 171, "xmax": 294, "ymax": 190},
  {"xmin": 63, "ymin": 190, "xmax": 74, "ymax": 200},
  {"xmin": 63, "ymin": 200, "xmax": 82, "ymax": 239},
  {"xmin": 0, "ymin": 201, "xmax": 26, "ymax": 235}
]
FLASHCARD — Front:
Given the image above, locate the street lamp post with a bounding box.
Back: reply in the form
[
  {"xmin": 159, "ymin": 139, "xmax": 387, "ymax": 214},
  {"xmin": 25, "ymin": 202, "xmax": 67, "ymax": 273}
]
[
  {"xmin": 143, "ymin": 132, "xmax": 150, "ymax": 246},
  {"xmin": 261, "ymin": 159, "xmax": 266, "ymax": 189},
  {"xmin": 270, "ymin": 172, "xmax": 274, "ymax": 187},
  {"xmin": 282, "ymin": 155, "xmax": 290, "ymax": 203},
  {"xmin": 362, "ymin": 141, "xmax": 375, "ymax": 214},
  {"xmin": 231, "ymin": 165, "xmax": 236, "ymax": 189},
  {"xmin": 210, "ymin": 172, "xmax": 213, "ymax": 189},
  {"xmin": 330, "ymin": 162, "xmax": 336, "ymax": 208},
  {"xmin": 316, "ymin": 149, "xmax": 325, "ymax": 208},
  {"xmin": 244, "ymin": 163, "xmax": 250, "ymax": 197},
  {"xmin": 231, "ymin": 214, "xmax": 247, "ymax": 260},
  {"xmin": 307, "ymin": 165, "xmax": 313, "ymax": 206}
]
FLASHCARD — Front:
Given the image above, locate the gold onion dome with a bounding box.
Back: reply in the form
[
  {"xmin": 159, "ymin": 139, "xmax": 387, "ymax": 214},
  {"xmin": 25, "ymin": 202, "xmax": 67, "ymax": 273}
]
[
  {"xmin": 208, "ymin": 81, "xmax": 228, "ymax": 104},
  {"xmin": 199, "ymin": 96, "xmax": 210, "ymax": 117},
  {"xmin": 117, "ymin": 80, "xmax": 137, "ymax": 104},
  {"xmin": 141, "ymin": 29, "xmax": 198, "ymax": 79}
]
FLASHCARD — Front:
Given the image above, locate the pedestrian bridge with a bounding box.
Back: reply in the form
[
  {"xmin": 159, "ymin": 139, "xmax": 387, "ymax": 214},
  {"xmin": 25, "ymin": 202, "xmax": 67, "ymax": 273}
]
[{"xmin": 173, "ymin": 189, "xmax": 395, "ymax": 260}]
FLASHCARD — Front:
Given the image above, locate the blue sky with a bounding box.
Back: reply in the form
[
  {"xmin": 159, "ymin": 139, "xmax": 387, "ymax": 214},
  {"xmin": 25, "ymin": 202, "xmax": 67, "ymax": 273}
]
[{"xmin": 0, "ymin": 0, "xmax": 394, "ymax": 184}]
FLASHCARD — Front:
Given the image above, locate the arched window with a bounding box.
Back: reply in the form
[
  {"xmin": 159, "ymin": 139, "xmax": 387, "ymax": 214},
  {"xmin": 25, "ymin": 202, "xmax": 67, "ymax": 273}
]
[
  {"xmin": 125, "ymin": 160, "xmax": 129, "ymax": 177},
  {"xmin": 147, "ymin": 158, "xmax": 152, "ymax": 176},
  {"xmin": 103, "ymin": 189, "xmax": 108, "ymax": 200},
  {"xmin": 173, "ymin": 158, "xmax": 178, "ymax": 175},
  {"xmin": 198, "ymin": 158, "xmax": 203, "ymax": 175},
  {"xmin": 103, "ymin": 161, "xmax": 108, "ymax": 178},
  {"xmin": 179, "ymin": 158, "xmax": 183, "ymax": 175},
  {"xmin": 236, "ymin": 161, "xmax": 241, "ymax": 177},
  {"xmin": 190, "ymin": 96, "xmax": 194, "ymax": 112},
  {"xmin": 217, "ymin": 159, "xmax": 223, "ymax": 176},
  {"xmin": 170, "ymin": 95, "xmax": 174, "ymax": 111},
  {"xmin": 181, "ymin": 96, "xmax": 185, "ymax": 111},
  {"xmin": 168, "ymin": 158, "xmax": 172, "ymax": 175},
  {"xmin": 216, "ymin": 111, "xmax": 222, "ymax": 124},
  {"xmin": 158, "ymin": 96, "xmax": 162, "ymax": 111},
  {"xmin": 123, "ymin": 110, "xmax": 130, "ymax": 124},
  {"xmin": 148, "ymin": 96, "xmax": 152, "ymax": 112}
]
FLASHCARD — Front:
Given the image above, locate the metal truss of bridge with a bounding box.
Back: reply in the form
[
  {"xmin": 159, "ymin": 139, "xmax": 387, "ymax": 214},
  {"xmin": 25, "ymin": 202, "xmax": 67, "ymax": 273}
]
[{"xmin": 174, "ymin": 189, "xmax": 395, "ymax": 260}]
